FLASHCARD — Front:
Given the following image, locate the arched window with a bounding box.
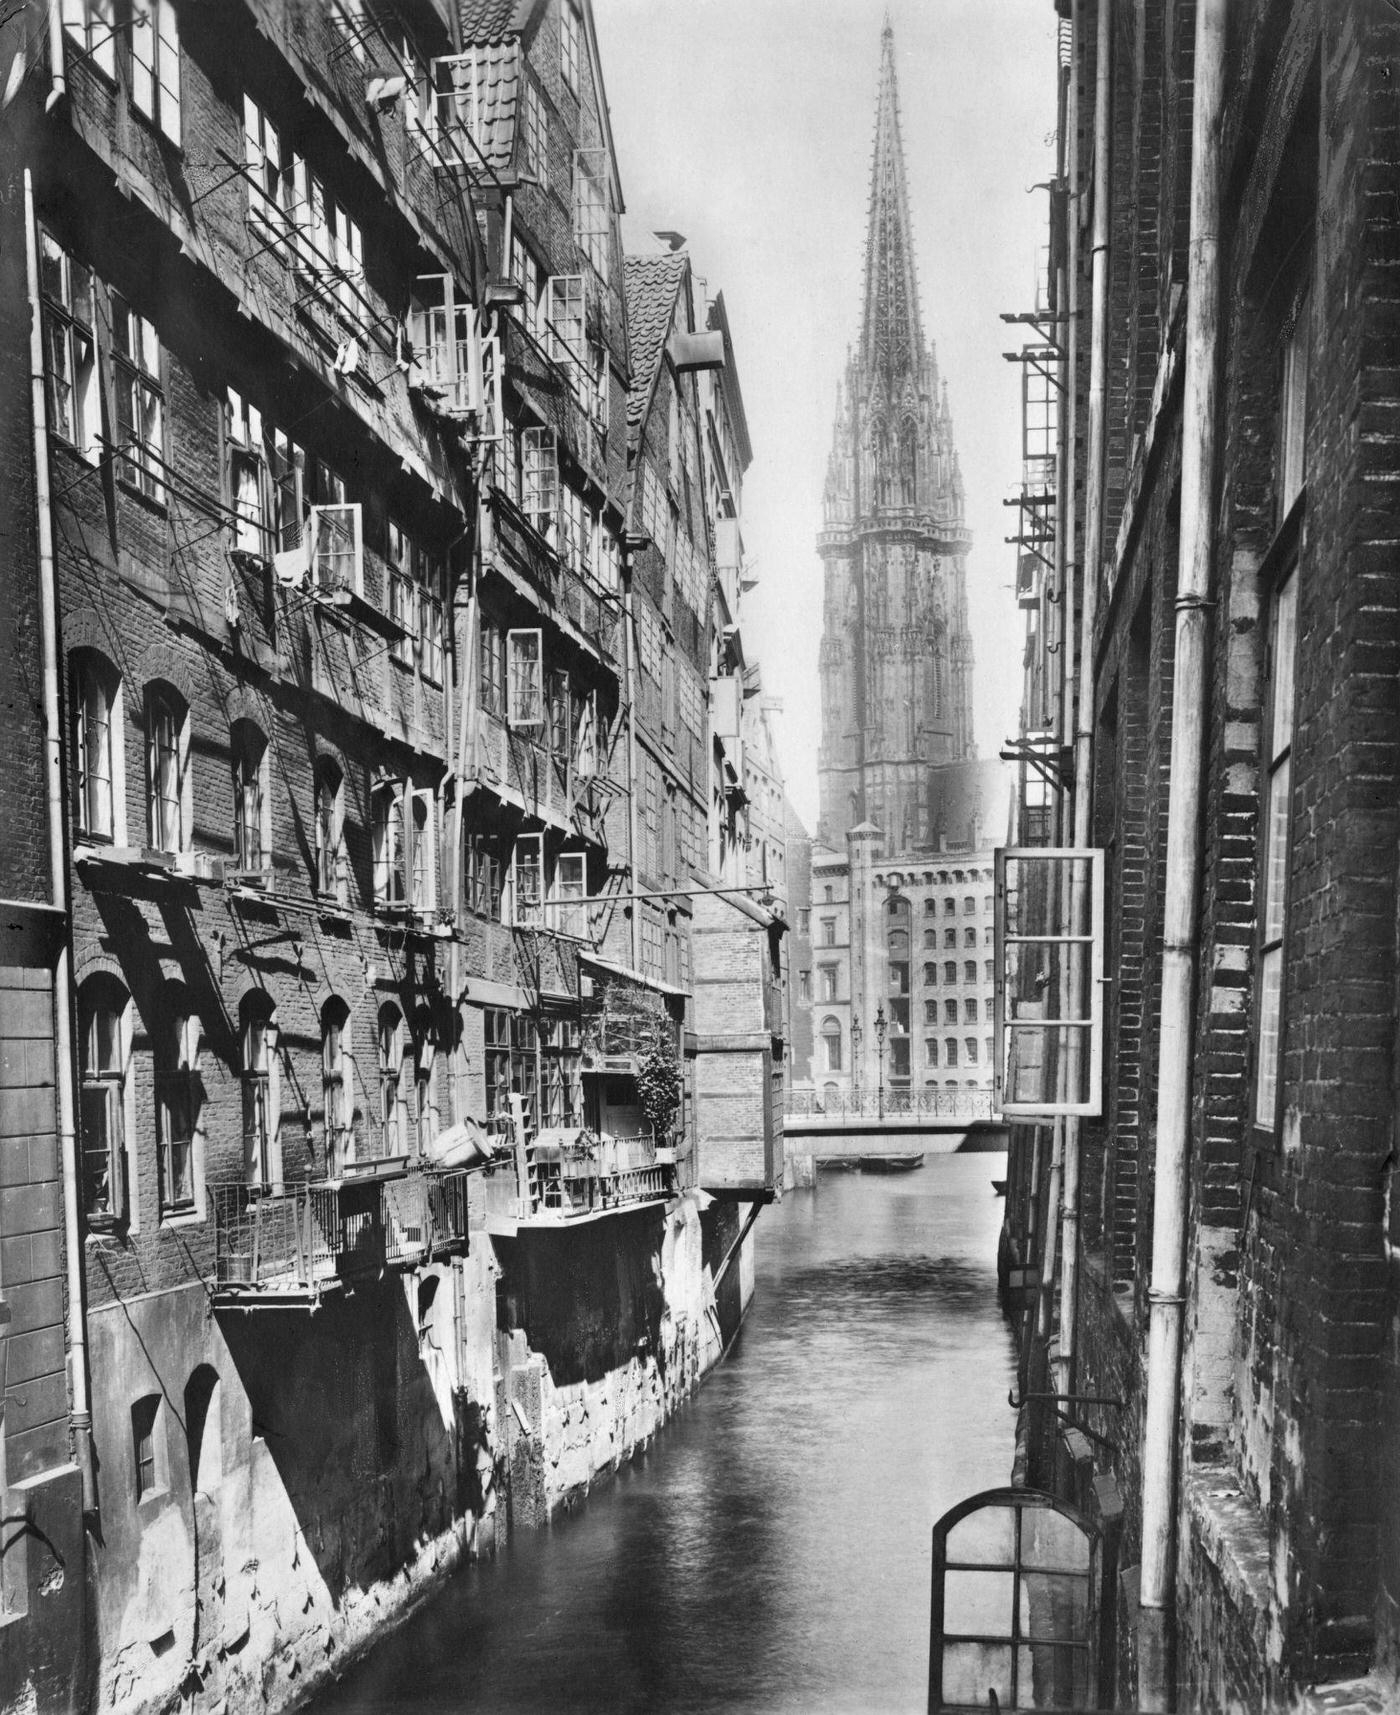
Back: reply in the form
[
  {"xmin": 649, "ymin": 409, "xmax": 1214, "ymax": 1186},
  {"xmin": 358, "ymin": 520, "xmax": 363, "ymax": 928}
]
[
  {"xmin": 185, "ymin": 1366, "xmax": 221, "ymax": 1497},
  {"xmin": 378, "ymin": 1004, "xmax": 405, "ymax": 1157},
  {"xmin": 926, "ymin": 1039, "xmax": 939, "ymax": 1067},
  {"xmin": 964, "ymin": 896, "xmax": 976, "ymax": 915},
  {"xmin": 145, "ymin": 683, "xmax": 190, "ymax": 853},
  {"xmin": 154, "ymin": 987, "xmax": 200, "ymax": 1216},
  {"xmin": 322, "ymin": 996, "xmax": 352, "ymax": 1175},
  {"xmin": 71, "ymin": 651, "xmax": 121, "ymax": 842},
  {"xmin": 923, "ymin": 929, "xmax": 937, "ymax": 948},
  {"xmin": 820, "ymin": 1017, "xmax": 843, "ymax": 1074},
  {"xmin": 231, "ymin": 720, "xmax": 268, "ymax": 875},
  {"xmin": 413, "ymin": 1004, "xmax": 436, "ymax": 1154},
  {"xmin": 945, "ymin": 961, "xmax": 957, "ymax": 984},
  {"xmin": 924, "ymin": 962, "xmax": 937, "ymax": 986},
  {"xmin": 315, "ymin": 758, "xmax": 346, "ymax": 902},
  {"xmin": 239, "ymin": 991, "xmax": 277, "ymax": 1186},
  {"xmin": 78, "ymin": 974, "xmax": 130, "ymax": 1226},
  {"xmin": 132, "ymin": 1393, "xmax": 167, "ymax": 1503},
  {"xmin": 946, "ymin": 1039, "xmax": 959, "ymax": 1068},
  {"xmin": 965, "ymin": 1039, "xmax": 978, "ymax": 1064},
  {"xmin": 373, "ymin": 781, "xmax": 406, "ymax": 906},
  {"xmin": 965, "ymin": 999, "xmax": 979, "ymax": 1024},
  {"xmin": 964, "ymin": 961, "xmax": 978, "ymax": 984}
]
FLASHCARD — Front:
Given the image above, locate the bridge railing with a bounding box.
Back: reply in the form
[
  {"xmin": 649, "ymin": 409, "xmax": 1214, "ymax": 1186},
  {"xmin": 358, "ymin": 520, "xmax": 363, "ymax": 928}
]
[{"xmin": 784, "ymin": 1088, "xmax": 997, "ymax": 1123}]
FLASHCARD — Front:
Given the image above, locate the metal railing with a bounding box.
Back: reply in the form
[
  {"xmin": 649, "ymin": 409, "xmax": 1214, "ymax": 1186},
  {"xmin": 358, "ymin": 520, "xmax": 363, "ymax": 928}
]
[
  {"xmin": 211, "ymin": 1165, "xmax": 473, "ymax": 1298},
  {"xmin": 475, "ymin": 1129, "xmax": 670, "ymax": 1223},
  {"xmin": 785, "ymin": 1088, "xmax": 997, "ymax": 1123}
]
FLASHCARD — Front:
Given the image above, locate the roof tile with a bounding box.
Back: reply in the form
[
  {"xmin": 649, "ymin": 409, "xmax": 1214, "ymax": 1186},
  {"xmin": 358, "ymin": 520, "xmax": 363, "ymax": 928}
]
[{"xmin": 623, "ymin": 252, "xmax": 687, "ymax": 434}]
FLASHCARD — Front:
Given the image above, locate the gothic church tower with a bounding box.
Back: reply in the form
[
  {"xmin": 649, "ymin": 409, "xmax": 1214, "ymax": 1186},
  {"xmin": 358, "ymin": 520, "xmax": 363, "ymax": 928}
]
[{"xmin": 816, "ymin": 20, "xmax": 975, "ymax": 850}]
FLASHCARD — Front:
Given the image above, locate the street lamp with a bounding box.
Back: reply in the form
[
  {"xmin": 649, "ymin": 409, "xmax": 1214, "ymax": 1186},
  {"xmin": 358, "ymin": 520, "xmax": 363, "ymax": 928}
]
[
  {"xmin": 850, "ymin": 1012, "xmax": 863, "ymax": 1112},
  {"xmin": 874, "ymin": 1003, "xmax": 887, "ymax": 1122}
]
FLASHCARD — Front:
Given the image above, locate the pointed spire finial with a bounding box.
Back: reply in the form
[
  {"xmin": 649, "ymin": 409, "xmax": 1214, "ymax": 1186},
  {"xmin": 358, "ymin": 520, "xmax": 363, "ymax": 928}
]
[{"xmin": 859, "ymin": 19, "xmax": 923, "ymax": 380}]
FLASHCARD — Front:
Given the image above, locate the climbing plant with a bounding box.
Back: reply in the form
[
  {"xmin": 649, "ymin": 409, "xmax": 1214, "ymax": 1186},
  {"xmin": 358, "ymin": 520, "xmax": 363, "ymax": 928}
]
[{"xmin": 636, "ymin": 1029, "xmax": 682, "ymax": 1142}]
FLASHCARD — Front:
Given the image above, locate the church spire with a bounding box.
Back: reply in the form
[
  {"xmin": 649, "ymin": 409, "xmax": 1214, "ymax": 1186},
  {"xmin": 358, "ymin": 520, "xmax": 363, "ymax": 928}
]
[{"xmin": 860, "ymin": 21, "xmax": 924, "ymax": 379}]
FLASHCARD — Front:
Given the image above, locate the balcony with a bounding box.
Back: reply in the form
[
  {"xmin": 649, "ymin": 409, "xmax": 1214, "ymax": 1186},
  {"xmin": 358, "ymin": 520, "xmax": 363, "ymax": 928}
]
[
  {"xmin": 480, "ymin": 1128, "xmax": 672, "ymax": 1231},
  {"xmin": 211, "ymin": 1166, "xmax": 471, "ymax": 1303},
  {"xmin": 484, "ymin": 491, "xmax": 622, "ymax": 666}
]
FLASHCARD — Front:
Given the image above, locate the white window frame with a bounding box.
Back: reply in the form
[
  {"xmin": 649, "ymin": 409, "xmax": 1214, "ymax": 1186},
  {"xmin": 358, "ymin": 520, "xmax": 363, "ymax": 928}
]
[
  {"xmin": 62, "ymin": 0, "xmax": 115, "ymax": 79},
  {"xmin": 111, "ymin": 291, "xmax": 165, "ymax": 503},
  {"xmin": 510, "ymin": 832, "xmax": 543, "ymax": 927},
  {"xmin": 521, "ymin": 78, "xmax": 548, "ymax": 187},
  {"xmin": 506, "ymin": 628, "xmax": 544, "ymax": 731},
  {"xmin": 72, "ymin": 653, "xmax": 124, "ymax": 844},
  {"xmin": 322, "ymin": 1000, "xmax": 353, "ymax": 1174},
  {"xmin": 79, "ymin": 979, "xmax": 131, "ymax": 1228},
  {"xmin": 130, "ymin": 0, "xmax": 181, "ymax": 145},
  {"xmin": 38, "ymin": 229, "xmax": 100, "ymax": 461},
  {"xmin": 547, "ymin": 273, "xmax": 584, "ymax": 389},
  {"xmin": 231, "ymin": 721, "xmax": 270, "ymax": 879},
  {"xmin": 409, "ymin": 275, "xmax": 499, "ymax": 433},
  {"xmin": 410, "ymin": 788, "xmax": 436, "ymax": 915},
  {"xmin": 146, "ymin": 685, "xmax": 190, "ymax": 854},
  {"xmin": 242, "ymin": 94, "xmax": 284, "ymax": 231},
  {"xmin": 309, "ymin": 502, "xmax": 363, "ymax": 597},
  {"xmin": 373, "ymin": 782, "xmax": 407, "ymax": 909},
  {"xmin": 315, "ymin": 759, "xmax": 347, "ymax": 903},
  {"xmin": 521, "ymin": 427, "xmax": 558, "ymax": 541},
  {"xmin": 993, "ymin": 846, "xmax": 1105, "ymax": 1118},
  {"xmin": 240, "ymin": 998, "xmax": 280, "ymax": 1188},
  {"xmin": 551, "ymin": 850, "xmax": 587, "ymax": 938},
  {"xmin": 573, "ymin": 149, "xmax": 611, "ymax": 279}
]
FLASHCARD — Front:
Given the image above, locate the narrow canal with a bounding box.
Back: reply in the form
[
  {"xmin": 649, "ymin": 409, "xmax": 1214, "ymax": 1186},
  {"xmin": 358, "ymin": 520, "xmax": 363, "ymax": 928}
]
[{"xmin": 311, "ymin": 1147, "xmax": 1016, "ymax": 1715}]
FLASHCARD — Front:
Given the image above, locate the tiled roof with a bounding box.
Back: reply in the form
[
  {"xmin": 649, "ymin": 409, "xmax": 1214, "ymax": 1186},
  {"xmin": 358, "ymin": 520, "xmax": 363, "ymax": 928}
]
[
  {"xmin": 468, "ymin": 39, "xmax": 519, "ymax": 173},
  {"xmin": 458, "ymin": 0, "xmax": 529, "ymax": 44},
  {"xmin": 623, "ymin": 252, "xmax": 687, "ymax": 434}
]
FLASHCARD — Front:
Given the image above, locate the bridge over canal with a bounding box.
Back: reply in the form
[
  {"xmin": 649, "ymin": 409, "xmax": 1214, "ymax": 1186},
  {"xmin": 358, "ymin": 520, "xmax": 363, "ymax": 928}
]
[{"xmin": 782, "ymin": 1089, "xmax": 1005, "ymax": 1166}]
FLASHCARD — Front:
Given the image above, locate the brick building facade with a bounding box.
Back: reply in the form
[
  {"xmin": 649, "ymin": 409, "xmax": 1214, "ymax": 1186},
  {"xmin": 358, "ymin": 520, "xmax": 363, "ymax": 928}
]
[
  {"xmin": 0, "ymin": 0, "xmax": 783, "ymax": 1708},
  {"xmin": 996, "ymin": 1, "xmax": 1400, "ymax": 1709}
]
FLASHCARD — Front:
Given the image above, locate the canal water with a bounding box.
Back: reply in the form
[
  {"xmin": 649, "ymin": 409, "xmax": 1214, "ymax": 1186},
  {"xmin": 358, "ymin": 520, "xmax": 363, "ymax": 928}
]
[{"xmin": 312, "ymin": 1146, "xmax": 1015, "ymax": 1715}]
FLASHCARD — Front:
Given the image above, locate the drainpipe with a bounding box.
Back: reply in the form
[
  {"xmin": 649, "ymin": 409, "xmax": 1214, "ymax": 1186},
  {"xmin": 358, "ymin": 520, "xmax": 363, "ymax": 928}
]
[
  {"xmin": 622, "ymin": 567, "xmax": 641, "ymax": 972},
  {"xmin": 25, "ymin": 168, "xmax": 96, "ymax": 1514},
  {"xmin": 1138, "ymin": 0, "xmax": 1225, "ymax": 1705},
  {"xmin": 1058, "ymin": 0, "xmax": 1113, "ymax": 1397},
  {"xmin": 47, "ymin": 0, "xmax": 66, "ymax": 110}
]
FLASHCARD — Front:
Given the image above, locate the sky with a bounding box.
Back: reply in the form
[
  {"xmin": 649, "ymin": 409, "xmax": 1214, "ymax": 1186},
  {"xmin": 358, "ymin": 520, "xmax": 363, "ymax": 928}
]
[{"xmin": 593, "ymin": 0, "xmax": 1059, "ymax": 831}]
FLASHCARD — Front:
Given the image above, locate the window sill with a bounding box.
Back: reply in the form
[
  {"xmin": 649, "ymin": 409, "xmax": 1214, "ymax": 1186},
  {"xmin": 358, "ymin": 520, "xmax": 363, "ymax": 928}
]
[{"xmin": 159, "ymin": 1209, "xmax": 203, "ymax": 1230}]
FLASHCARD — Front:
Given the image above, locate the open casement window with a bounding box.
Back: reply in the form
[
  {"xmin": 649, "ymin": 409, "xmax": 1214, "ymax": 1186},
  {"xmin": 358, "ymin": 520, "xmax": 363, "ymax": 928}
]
[
  {"xmin": 79, "ymin": 978, "xmax": 129, "ymax": 1228},
  {"xmin": 227, "ymin": 388, "xmax": 270, "ymax": 558},
  {"xmin": 239, "ymin": 995, "xmax": 278, "ymax": 1187},
  {"xmin": 547, "ymin": 274, "xmax": 585, "ymax": 390},
  {"xmin": 231, "ymin": 721, "xmax": 269, "ymax": 880},
  {"xmin": 145, "ymin": 685, "xmax": 189, "ymax": 854},
  {"xmin": 428, "ymin": 50, "xmax": 493, "ymax": 160},
  {"xmin": 377, "ymin": 1005, "xmax": 406, "ymax": 1159},
  {"xmin": 507, "ymin": 628, "xmax": 545, "ymax": 732},
  {"xmin": 464, "ymin": 832, "xmax": 503, "ymax": 919},
  {"xmin": 993, "ymin": 848, "xmax": 1104, "ymax": 1118},
  {"xmin": 928, "ymin": 1487, "xmax": 1103, "ymax": 1713},
  {"xmin": 573, "ymin": 150, "xmax": 612, "ymax": 279},
  {"xmin": 409, "ymin": 789, "xmax": 436, "ymax": 914},
  {"xmin": 285, "ymin": 158, "xmax": 363, "ymax": 322},
  {"xmin": 551, "ymin": 851, "xmax": 587, "ymax": 939},
  {"xmin": 409, "ymin": 275, "xmax": 500, "ymax": 431},
  {"xmin": 1254, "ymin": 566, "xmax": 1299, "ymax": 1131},
  {"xmin": 321, "ymin": 998, "xmax": 353, "ymax": 1175},
  {"xmin": 1278, "ymin": 287, "xmax": 1311, "ymax": 525},
  {"xmin": 38, "ymin": 228, "xmax": 100, "ymax": 460},
  {"xmin": 309, "ymin": 503, "xmax": 363, "ymax": 597},
  {"xmin": 72, "ymin": 652, "xmax": 120, "ymax": 843},
  {"xmin": 155, "ymin": 1003, "xmax": 201, "ymax": 1217},
  {"xmin": 129, "ymin": 0, "xmax": 181, "ymax": 145},
  {"xmin": 520, "ymin": 78, "xmax": 547, "ymax": 188},
  {"xmin": 242, "ymin": 94, "xmax": 284, "ymax": 232},
  {"xmin": 571, "ymin": 687, "xmax": 597, "ymax": 782},
  {"xmin": 521, "ymin": 427, "xmax": 559, "ymax": 542},
  {"xmin": 112, "ymin": 293, "xmax": 164, "ymax": 503},
  {"xmin": 315, "ymin": 760, "xmax": 347, "ymax": 903},
  {"xmin": 547, "ymin": 668, "xmax": 571, "ymax": 768},
  {"xmin": 510, "ymin": 832, "xmax": 544, "ymax": 927},
  {"xmin": 62, "ymin": 0, "xmax": 115, "ymax": 78},
  {"xmin": 372, "ymin": 782, "xmax": 408, "ymax": 909},
  {"xmin": 388, "ymin": 521, "xmax": 418, "ymax": 664}
]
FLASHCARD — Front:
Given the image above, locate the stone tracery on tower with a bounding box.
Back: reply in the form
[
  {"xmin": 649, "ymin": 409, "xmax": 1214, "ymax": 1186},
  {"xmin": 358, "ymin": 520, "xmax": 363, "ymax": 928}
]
[{"xmin": 816, "ymin": 21, "xmax": 977, "ymax": 852}]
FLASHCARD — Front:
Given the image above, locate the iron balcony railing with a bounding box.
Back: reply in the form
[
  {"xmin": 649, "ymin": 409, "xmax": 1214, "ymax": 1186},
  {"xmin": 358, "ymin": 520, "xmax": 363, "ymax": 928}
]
[
  {"xmin": 211, "ymin": 1165, "xmax": 473, "ymax": 1300},
  {"xmin": 785, "ymin": 1087, "xmax": 996, "ymax": 1123},
  {"xmin": 481, "ymin": 1128, "xmax": 671, "ymax": 1224}
]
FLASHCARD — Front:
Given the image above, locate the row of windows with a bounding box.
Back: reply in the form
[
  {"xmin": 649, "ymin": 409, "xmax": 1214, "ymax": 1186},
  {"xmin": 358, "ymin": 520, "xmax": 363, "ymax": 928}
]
[
  {"xmin": 798, "ymin": 960, "xmax": 993, "ymax": 1004},
  {"xmin": 70, "ymin": 652, "xmax": 593, "ymax": 929},
  {"xmin": 81, "ymin": 969, "xmax": 587, "ymax": 1231},
  {"xmin": 63, "ymin": 0, "xmax": 182, "ymax": 142},
  {"xmin": 925, "ymin": 1038, "xmax": 993, "ymax": 1068}
]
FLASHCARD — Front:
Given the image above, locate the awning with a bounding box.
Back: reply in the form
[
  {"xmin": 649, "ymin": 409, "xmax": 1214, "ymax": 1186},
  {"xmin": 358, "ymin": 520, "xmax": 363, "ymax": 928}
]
[{"xmin": 579, "ymin": 951, "xmax": 690, "ymax": 1000}]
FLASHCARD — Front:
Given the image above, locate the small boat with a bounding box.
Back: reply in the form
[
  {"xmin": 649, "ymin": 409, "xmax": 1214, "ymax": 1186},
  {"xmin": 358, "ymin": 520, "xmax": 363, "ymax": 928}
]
[{"xmin": 858, "ymin": 1153, "xmax": 925, "ymax": 1173}]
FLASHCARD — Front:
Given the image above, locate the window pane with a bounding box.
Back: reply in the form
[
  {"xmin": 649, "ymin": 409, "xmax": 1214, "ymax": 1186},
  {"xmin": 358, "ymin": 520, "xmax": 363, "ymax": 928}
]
[{"xmin": 1255, "ymin": 944, "xmax": 1283, "ymax": 1125}]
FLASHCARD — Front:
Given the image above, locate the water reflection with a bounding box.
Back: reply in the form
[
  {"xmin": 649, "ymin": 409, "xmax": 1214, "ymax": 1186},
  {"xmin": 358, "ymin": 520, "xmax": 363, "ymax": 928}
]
[{"xmin": 312, "ymin": 1150, "xmax": 1015, "ymax": 1715}]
